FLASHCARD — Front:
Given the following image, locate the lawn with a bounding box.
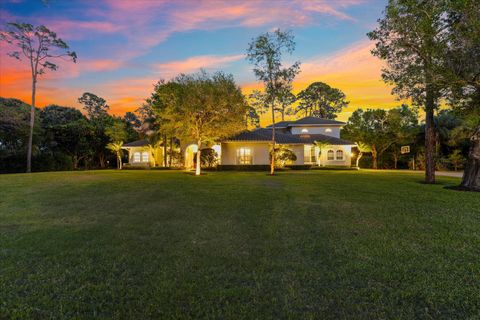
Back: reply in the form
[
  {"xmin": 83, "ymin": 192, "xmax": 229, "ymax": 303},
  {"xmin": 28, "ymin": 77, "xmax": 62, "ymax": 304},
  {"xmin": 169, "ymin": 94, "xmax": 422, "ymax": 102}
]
[{"xmin": 0, "ymin": 170, "xmax": 479, "ymax": 319}]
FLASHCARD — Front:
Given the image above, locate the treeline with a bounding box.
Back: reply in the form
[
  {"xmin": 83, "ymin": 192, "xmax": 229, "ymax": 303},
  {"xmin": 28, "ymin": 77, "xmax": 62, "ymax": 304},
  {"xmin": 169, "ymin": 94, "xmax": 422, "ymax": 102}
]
[
  {"xmin": 0, "ymin": 95, "xmax": 140, "ymax": 173},
  {"xmin": 341, "ymin": 105, "xmax": 472, "ymax": 171}
]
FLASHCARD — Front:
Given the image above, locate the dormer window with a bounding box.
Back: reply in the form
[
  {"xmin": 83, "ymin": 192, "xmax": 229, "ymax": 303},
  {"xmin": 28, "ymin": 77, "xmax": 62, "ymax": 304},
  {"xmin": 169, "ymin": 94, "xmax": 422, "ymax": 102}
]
[
  {"xmin": 325, "ymin": 128, "xmax": 332, "ymax": 133},
  {"xmin": 301, "ymin": 128, "xmax": 309, "ymax": 133}
]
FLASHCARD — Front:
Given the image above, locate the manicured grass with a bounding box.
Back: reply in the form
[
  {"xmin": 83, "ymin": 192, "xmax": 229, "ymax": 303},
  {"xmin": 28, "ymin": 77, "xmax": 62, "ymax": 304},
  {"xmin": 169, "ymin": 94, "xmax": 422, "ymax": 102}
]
[{"xmin": 0, "ymin": 170, "xmax": 479, "ymax": 319}]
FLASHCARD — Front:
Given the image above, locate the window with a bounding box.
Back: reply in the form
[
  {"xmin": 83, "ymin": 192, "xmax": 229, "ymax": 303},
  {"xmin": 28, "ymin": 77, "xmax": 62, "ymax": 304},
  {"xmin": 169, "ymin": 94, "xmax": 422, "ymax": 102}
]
[
  {"xmin": 301, "ymin": 128, "xmax": 309, "ymax": 133},
  {"xmin": 133, "ymin": 152, "xmax": 141, "ymax": 162},
  {"xmin": 336, "ymin": 150, "xmax": 344, "ymax": 160},
  {"xmin": 327, "ymin": 150, "xmax": 335, "ymax": 160},
  {"xmin": 142, "ymin": 151, "xmax": 149, "ymax": 162},
  {"xmin": 325, "ymin": 128, "xmax": 332, "ymax": 133},
  {"xmin": 237, "ymin": 148, "xmax": 252, "ymax": 165},
  {"xmin": 304, "ymin": 145, "xmax": 317, "ymax": 163}
]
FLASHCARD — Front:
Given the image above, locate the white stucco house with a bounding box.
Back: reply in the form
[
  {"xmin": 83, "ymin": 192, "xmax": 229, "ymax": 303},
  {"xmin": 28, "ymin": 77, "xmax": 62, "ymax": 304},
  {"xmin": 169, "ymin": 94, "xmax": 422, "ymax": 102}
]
[
  {"xmin": 123, "ymin": 117, "xmax": 355, "ymax": 168},
  {"xmin": 220, "ymin": 117, "xmax": 355, "ymax": 167}
]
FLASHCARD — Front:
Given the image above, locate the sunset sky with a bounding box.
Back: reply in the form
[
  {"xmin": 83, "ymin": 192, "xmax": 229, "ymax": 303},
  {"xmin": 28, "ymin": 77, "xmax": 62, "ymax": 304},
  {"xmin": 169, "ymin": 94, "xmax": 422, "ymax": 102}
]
[{"xmin": 0, "ymin": 0, "xmax": 402, "ymax": 122}]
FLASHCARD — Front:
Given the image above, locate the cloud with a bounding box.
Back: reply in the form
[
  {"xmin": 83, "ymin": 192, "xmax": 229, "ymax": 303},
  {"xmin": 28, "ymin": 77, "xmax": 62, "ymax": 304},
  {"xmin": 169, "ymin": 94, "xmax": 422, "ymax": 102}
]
[{"xmin": 155, "ymin": 54, "xmax": 244, "ymax": 79}]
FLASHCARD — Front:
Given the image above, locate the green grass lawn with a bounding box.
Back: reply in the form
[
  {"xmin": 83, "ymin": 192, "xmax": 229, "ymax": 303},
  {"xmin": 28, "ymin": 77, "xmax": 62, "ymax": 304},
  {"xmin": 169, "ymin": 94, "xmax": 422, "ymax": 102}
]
[{"xmin": 1, "ymin": 170, "xmax": 479, "ymax": 319}]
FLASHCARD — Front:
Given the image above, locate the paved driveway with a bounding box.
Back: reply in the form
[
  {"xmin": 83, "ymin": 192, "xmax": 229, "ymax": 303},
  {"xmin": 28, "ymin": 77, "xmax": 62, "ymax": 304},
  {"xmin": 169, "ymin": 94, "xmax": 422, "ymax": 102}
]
[{"xmin": 366, "ymin": 169, "xmax": 464, "ymax": 178}]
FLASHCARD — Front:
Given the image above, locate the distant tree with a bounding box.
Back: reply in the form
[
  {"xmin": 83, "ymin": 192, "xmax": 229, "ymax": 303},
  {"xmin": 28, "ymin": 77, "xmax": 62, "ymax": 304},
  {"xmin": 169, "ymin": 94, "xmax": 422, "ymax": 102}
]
[
  {"xmin": 247, "ymin": 29, "xmax": 301, "ymax": 175},
  {"xmin": 105, "ymin": 119, "xmax": 127, "ymax": 169},
  {"xmin": 152, "ymin": 71, "xmax": 247, "ymax": 175},
  {"xmin": 78, "ymin": 92, "xmax": 109, "ymax": 119},
  {"xmin": 0, "ymin": 98, "xmax": 40, "ymax": 155},
  {"xmin": 0, "ymin": 23, "xmax": 76, "ymax": 172},
  {"xmin": 78, "ymin": 92, "xmax": 113, "ymax": 168},
  {"xmin": 448, "ymin": 150, "xmax": 465, "ymax": 172},
  {"xmin": 368, "ymin": 0, "xmax": 446, "ymax": 183},
  {"xmin": 342, "ymin": 109, "xmax": 394, "ymax": 169},
  {"xmin": 275, "ymin": 85, "xmax": 296, "ymax": 121},
  {"xmin": 245, "ymin": 106, "xmax": 261, "ymax": 129},
  {"xmin": 387, "ymin": 105, "xmax": 419, "ymax": 169},
  {"xmin": 296, "ymin": 82, "xmax": 348, "ymax": 119},
  {"xmin": 41, "ymin": 105, "xmax": 93, "ymax": 169}
]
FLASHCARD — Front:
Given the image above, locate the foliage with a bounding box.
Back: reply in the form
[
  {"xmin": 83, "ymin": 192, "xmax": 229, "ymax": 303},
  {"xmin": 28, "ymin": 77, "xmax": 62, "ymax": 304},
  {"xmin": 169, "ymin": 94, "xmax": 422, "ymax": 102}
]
[
  {"xmin": 296, "ymin": 82, "xmax": 348, "ymax": 119},
  {"xmin": 41, "ymin": 105, "xmax": 94, "ymax": 169},
  {"xmin": 0, "ymin": 22, "xmax": 76, "ymax": 172},
  {"xmin": 78, "ymin": 92, "xmax": 109, "ymax": 119},
  {"xmin": 150, "ymin": 71, "xmax": 247, "ymax": 175},
  {"xmin": 271, "ymin": 147, "xmax": 297, "ymax": 167},
  {"xmin": 105, "ymin": 119, "xmax": 127, "ymax": 170},
  {"xmin": 368, "ymin": 0, "xmax": 446, "ymax": 182},
  {"xmin": 447, "ymin": 149, "xmax": 465, "ymax": 171},
  {"xmin": 199, "ymin": 148, "xmax": 219, "ymax": 168},
  {"xmin": 246, "ymin": 29, "xmax": 301, "ymax": 174}
]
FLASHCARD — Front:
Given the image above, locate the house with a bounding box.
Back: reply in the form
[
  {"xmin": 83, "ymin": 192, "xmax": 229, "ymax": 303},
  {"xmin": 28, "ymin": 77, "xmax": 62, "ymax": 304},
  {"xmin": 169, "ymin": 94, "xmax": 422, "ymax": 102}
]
[
  {"xmin": 220, "ymin": 117, "xmax": 355, "ymax": 167},
  {"xmin": 123, "ymin": 117, "xmax": 355, "ymax": 168},
  {"xmin": 122, "ymin": 139, "xmax": 163, "ymax": 167}
]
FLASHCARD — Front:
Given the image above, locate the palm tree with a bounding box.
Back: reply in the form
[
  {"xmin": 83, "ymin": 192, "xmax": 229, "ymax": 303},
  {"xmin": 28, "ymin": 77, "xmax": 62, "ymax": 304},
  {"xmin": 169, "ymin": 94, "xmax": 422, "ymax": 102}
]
[
  {"xmin": 314, "ymin": 141, "xmax": 331, "ymax": 166},
  {"xmin": 355, "ymin": 142, "xmax": 372, "ymax": 169},
  {"xmin": 146, "ymin": 133, "xmax": 162, "ymax": 167},
  {"xmin": 107, "ymin": 142, "xmax": 124, "ymax": 169}
]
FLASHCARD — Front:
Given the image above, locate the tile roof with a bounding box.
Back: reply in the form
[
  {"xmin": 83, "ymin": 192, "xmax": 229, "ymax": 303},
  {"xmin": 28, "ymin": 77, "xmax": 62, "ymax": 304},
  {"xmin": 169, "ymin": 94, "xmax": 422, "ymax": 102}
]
[
  {"xmin": 224, "ymin": 129, "xmax": 354, "ymax": 145},
  {"xmin": 123, "ymin": 139, "xmax": 148, "ymax": 147},
  {"xmin": 289, "ymin": 116, "xmax": 345, "ymax": 126}
]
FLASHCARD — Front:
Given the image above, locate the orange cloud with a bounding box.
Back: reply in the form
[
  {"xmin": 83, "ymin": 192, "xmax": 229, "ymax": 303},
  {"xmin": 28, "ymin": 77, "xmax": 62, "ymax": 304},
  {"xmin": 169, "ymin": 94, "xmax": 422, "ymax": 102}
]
[{"xmin": 243, "ymin": 40, "xmax": 402, "ymax": 123}]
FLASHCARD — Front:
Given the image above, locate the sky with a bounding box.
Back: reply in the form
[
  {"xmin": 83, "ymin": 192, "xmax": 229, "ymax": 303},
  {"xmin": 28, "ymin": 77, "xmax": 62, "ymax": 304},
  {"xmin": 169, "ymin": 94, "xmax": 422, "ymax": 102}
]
[{"xmin": 0, "ymin": 0, "xmax": 401, "ymax": 122}]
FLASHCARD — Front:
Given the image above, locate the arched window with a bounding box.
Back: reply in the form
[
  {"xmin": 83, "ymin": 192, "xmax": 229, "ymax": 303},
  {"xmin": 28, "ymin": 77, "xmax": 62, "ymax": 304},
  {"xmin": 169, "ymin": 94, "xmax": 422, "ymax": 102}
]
[
  {"xmin": 301, "ymin": 128, "xmax": 309, "ymax": 133},
  {"xmin": 325, "ymin": 128, "xmax": 332, "ymax": 133},
  {"xmin": 133, "ymin": 152, "xmax": 141, "ymax": 162},
  {"xmin": 336, "ymin": 150, "xmax": 344, "ymax": 160},
  {"xmin": 142, "ymin": 151, "xmax": 149, "ymax": 162},
  {"xmin": 327, "ymin": 150, "xmax": 335, "ymax": 160}
]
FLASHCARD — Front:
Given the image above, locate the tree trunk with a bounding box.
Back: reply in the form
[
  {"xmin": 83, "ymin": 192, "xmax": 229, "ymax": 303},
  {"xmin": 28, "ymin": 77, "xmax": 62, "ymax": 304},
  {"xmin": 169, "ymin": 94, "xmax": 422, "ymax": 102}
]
[
  {"xmin": 99, "ymin": 153, "xmax": 106, "ymax": 168},
  {"xmin": 393, "ymin": 152, "xmax": 398, "ymax": 169},
  {"xmin": 117, "ymin": 152, "xmax": 122, "ymax": 170},
  {"xmin": 73, "ymin": 155, "xmax": 79, "ymax": 170},
  {"xmin": 27, "ymin": 76, "xmax": 37, "ymax": 173},
  {"xmin": 169, "ymin": 137, "xmax": 173, "ymax": 167},
  {"xmin": 460, "ymin": 126, "xmax": 480, "ymax": 191},
  {"xmin": 163, "ymin": 134, "xmax": 168, "ymax": 167},
  {"xmin": 195, "ymin": 140, "xmax": 202, "ymax": 176},
  {"xmin": 270, "ymin": 102, "xmax": 276, "ymax": 175},
  {"xmin": 356, "ymin": 152, "xmax": 363, "ymax": 168},
  {"xmin": 424, "ymin": 79, "xmax": 436, "ymax": 183},
  {"xmin": 372, "ymin": 147, "xmax": 378, "ymax": 169}
]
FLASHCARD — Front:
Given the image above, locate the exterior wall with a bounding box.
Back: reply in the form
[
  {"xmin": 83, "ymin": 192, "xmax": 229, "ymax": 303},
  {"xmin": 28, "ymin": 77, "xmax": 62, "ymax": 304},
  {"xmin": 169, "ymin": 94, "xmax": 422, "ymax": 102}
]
[
  {"xmin": 290, "ymin": 126, "xmax": 341, "ymax": 138},
  {"xmin": 318, "ymin": 145, "xmax": 352, "ymax": 167},
  {"xmin": 222, "ymin": 142, "xmax": 304, "ymax": 165},
  {"xmin": 125, "ymin": 146, "xmax": 163, "ymax": 167},
  {"xmin": 221, "ymin": 142, "xmax": 271, "ymax": 165}
]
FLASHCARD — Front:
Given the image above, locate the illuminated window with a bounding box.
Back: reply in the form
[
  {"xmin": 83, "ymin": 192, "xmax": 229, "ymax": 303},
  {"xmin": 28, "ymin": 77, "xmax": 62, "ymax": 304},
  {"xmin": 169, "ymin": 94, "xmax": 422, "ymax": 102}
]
[
  {"xmin": 142, "ymin": 151, "xmax": 149, "ymax": 162},
  {"xmin": 336, "ymin": 150, "xmax": 344, "ymax": 160},
  {"xmin": 327, "ymin": 150, "xmax": 335, "ymax": 160},
  {"xmin": 301, "ymin": 128, "xmax": 309, "ymax": 133},
  {"xmin": 133, "ymin": 152, "xmax": 141, "ymax": 162},
  {"xmin": 237, "ymin": 148, "xmax": 252, "ymax": 165},
  {"xmin": 325, "ymin": 128, "xmax": 332, "ymax": 133}
]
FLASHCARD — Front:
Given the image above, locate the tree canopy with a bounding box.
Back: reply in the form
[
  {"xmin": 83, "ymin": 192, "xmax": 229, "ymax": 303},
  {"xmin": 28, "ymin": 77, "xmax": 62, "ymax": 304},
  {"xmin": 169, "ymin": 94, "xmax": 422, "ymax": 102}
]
[
  {"xmin": 295, "ymin": 82, "xmax": 348, "ymax": 119},
  {"xmin": 151, "ymin": 71, "xmax": 247, "ymax": 175}
]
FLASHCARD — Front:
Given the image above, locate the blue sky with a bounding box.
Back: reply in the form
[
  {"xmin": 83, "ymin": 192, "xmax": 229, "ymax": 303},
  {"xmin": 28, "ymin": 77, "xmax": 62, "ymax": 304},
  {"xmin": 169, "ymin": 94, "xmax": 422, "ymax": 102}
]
[{"xmin": 0, "ymin": 0, "xmax": 397, "ymax": 120}]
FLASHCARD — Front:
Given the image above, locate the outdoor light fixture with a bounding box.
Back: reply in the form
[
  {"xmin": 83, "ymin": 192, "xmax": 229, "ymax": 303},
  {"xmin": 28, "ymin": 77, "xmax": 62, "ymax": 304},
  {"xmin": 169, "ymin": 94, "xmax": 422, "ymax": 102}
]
[{"xmin": 301, "ymin": 128, "xmax": 309, "ymax": 133}]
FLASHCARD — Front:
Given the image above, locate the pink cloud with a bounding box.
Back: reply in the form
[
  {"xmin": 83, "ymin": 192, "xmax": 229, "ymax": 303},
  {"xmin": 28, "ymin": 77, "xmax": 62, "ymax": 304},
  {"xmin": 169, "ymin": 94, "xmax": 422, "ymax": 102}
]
[{"xmin": 155, "ymin": 54, "xmax": 244, "ymax": 79}]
